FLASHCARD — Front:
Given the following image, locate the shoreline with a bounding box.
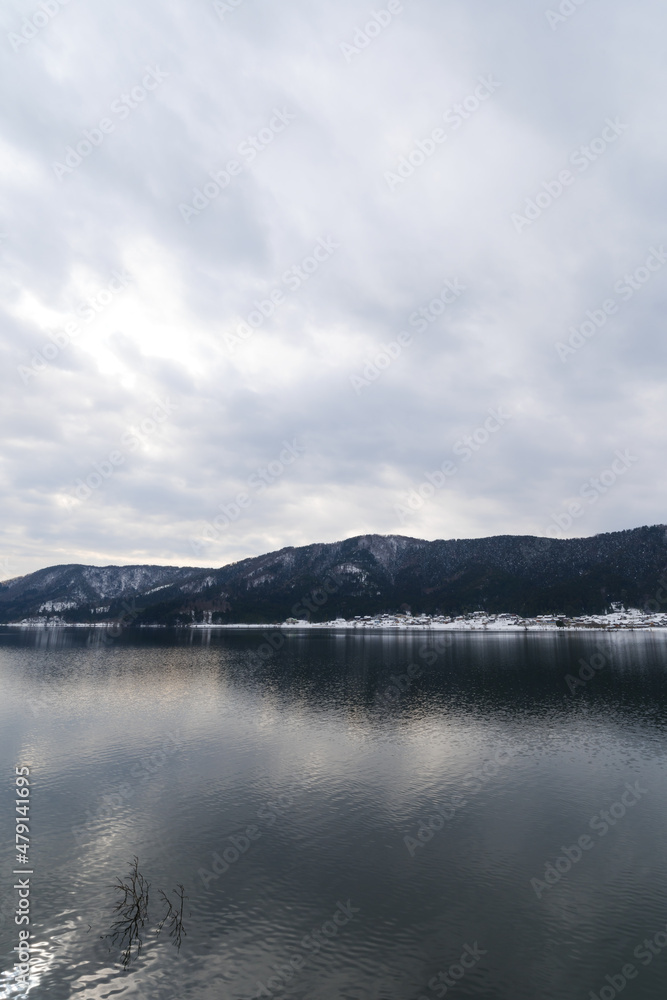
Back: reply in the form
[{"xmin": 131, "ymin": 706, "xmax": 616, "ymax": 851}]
[{"xmin": 3, "ymin": 614, "xmax": 667, "ymax": 633}]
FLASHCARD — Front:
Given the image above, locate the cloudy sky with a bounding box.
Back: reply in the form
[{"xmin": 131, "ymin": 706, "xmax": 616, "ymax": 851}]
[{"xmin": 1, "ymin": 0, "xmax": 665, "ymax": 578}]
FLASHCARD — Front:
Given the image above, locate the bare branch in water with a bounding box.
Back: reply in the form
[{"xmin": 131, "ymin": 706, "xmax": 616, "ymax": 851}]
[
  {"xmin": 105, "ymin": 856, "xmax": 151, "ymax": 968},
  {"xmin": 156, "ymin": 883, "xmax": 188, "ymax": 951},
  {"xmin": 102, "ymin": 860, "xmax": 188, "ymax": 967}
]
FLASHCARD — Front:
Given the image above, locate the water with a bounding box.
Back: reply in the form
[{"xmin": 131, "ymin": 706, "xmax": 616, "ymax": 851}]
[{"xmin": 1, "ymin": 627, "xmax": 667, "ymax": 999}]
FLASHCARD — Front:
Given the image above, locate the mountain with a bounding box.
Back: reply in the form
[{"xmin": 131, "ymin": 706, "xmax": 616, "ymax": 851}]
[{"xmin": 2, "ymin": 525, "xmax": 667, "ymax": 625}]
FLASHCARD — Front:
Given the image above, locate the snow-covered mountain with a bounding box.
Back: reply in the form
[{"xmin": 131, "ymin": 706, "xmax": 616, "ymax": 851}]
[{"xmin": 1, "ymin": 525, "xmax": 666, "ymax": 625}]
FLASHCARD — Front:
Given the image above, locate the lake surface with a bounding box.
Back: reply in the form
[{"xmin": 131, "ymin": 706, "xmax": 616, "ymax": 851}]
[{"xmin": 1, "ymin": 627, "xmax": 667, "ymax": 1000}]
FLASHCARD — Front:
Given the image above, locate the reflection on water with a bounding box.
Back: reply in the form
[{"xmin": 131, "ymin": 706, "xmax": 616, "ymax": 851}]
[{"xmin": 0, "ymin": 628, "xmax": 666, "ymax": 999}]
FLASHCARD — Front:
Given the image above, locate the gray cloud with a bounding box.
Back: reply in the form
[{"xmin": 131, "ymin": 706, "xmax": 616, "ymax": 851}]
[{"xmin": 1, "ymin": 0, "xmax": 666, "ymax": 576}]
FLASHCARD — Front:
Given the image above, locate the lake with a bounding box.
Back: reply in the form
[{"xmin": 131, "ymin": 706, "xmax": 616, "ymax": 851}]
[{"xmin": 1, "ymin": 627, "xmax": 667, "ymax": 1000}]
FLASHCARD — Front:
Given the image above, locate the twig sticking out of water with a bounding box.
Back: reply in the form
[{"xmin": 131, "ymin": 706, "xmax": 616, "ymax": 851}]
[
  {"xmin": 156, "ymin": 883, "xmax": 188, "ymax": 950},
  {"xmin": 106, "ymin": 856, "xmax": 150, "ymax": 968}
]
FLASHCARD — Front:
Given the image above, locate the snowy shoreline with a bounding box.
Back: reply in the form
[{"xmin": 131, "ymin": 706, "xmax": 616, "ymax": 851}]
[
  {"xmin": 6, "ymin": 610, "xmax": 667, "ymax": 631},
  {"xmin": 189, "ymin": 608, "xmax": 667, "ymax": 631}
]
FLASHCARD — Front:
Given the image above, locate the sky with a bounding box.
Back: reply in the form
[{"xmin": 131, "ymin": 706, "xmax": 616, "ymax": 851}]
[{"xmin": 1, "ymin": 0, "xmax": 666, "ymax": 579}]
